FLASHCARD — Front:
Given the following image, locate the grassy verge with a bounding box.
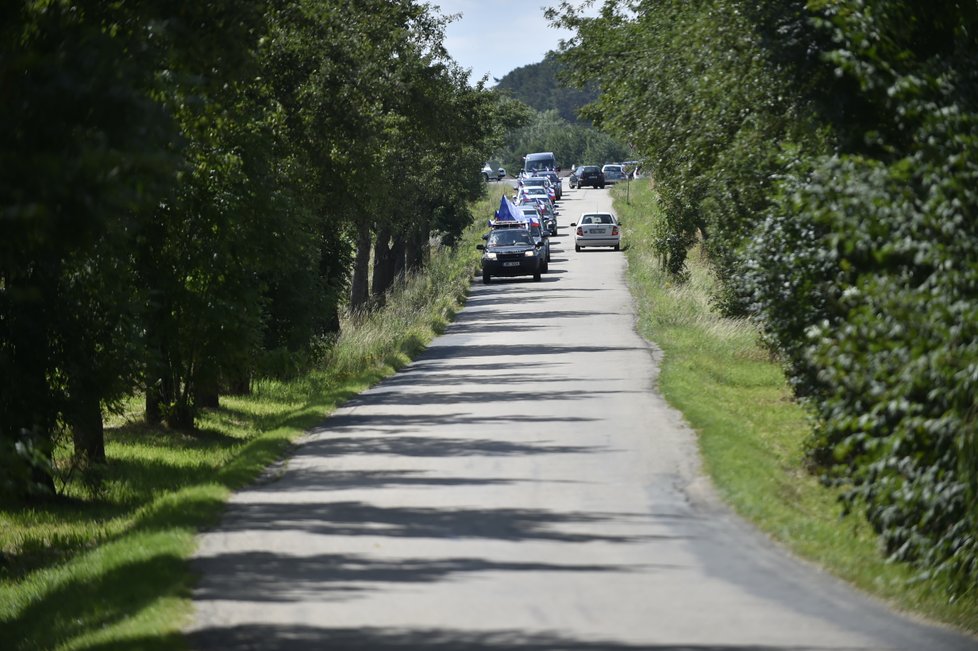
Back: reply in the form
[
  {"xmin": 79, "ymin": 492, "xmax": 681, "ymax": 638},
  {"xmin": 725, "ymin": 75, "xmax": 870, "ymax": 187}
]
[
  {"xmin": 614, "ymin": 179, "xmax": 978, "ymax": 634},
  {"xmin": 0, "ymin": 184, "xmax": 505, "ymax": 651}
]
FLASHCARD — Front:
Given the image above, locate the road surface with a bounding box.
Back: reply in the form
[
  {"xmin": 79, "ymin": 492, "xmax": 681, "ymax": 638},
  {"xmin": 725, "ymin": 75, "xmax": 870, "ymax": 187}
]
[{"xmin": 188, "ymin": 182, "xmax": 978, "ymax": 650}]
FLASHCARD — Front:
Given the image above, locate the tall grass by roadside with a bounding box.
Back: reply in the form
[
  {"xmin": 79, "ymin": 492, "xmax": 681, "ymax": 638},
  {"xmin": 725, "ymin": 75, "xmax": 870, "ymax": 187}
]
[
  {"xmin": 615, "ymin": 180, "xmax": 978, "ymax": 634},
  {"xmin": 0, "ymin": 184, "xmax": 505, "ymax": 651}
]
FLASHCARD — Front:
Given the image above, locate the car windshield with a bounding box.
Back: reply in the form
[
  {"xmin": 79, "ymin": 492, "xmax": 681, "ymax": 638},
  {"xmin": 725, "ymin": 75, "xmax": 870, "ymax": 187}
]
[
  {"xmin": 582, "ymin": 166, "xmax": 599, "ymax": 173},
  {"xmin": 489, "ymin": 230, "xmax": 532, "ymax": 246},
  {"xmin": 581, "ymin": 214, "xmax": 614, "ymax": 225},
  {"xmin": 523, "ymin": 178, "xmax": 546, "ymax": 187}
]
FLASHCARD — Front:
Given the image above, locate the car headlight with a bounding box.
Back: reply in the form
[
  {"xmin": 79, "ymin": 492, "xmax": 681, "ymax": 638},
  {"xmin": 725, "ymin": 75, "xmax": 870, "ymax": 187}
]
[
  {"xmin": 524, "ymin": 250, "xmax": 535, "ymax": 257},
  {"xmin": 484, "ymin": 252, "xmax": 497, "ymax": 260}
]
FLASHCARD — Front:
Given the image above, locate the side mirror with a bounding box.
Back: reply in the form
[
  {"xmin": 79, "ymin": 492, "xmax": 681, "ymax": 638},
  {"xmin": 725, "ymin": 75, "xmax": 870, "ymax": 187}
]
[
  {"xmin": 556, "ymin": 166, "xmax": 561, "ymax": 173},
  {"xmin": 476, "ymin": 244, "xmax": 485, "ymax": 251},
  {"xmin": 570, "ymin": 222, "xmax": 577, "ymax": 227},
  {"xmin": 482, "ymin": 233, "xmax": 489, "ymax": 240}
]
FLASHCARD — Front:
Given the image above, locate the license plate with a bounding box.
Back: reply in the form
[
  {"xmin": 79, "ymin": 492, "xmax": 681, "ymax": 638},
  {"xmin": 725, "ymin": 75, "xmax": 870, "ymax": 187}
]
[
  {"xmin": 588, "ymin": 228, "xmax": 607, "ymax": 234},
  {"xmin": 503, "ymin": 261, "xmax": 520, "ymax": 267}
]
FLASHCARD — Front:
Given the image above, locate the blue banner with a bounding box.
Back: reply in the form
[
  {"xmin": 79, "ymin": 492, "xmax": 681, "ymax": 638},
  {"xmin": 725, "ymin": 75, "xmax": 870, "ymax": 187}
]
[{"xmin": 494, "ymin": 195, "xmax": 523, "ymax": 222}]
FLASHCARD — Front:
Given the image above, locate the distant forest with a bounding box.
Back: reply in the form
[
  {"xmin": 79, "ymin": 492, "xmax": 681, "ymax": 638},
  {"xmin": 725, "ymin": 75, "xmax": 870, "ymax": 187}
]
[{"xmin": 494, "ymin": 53, "xmax": 597, "ymax": 124}]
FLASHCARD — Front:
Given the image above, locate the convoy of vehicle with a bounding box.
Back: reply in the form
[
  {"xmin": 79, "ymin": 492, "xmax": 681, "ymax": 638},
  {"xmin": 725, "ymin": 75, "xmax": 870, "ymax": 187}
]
[{"xmin": 476, "ymin": 154, "xmax": 625, "ymax": 284}]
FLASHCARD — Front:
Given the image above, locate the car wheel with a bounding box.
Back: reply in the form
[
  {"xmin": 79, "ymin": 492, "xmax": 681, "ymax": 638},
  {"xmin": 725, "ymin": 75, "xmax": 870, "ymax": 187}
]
[
  {"xmin": 575, "ymin": 244, "xmax": 581, "ymax": 252},
  {"xmin": 482, "ymin": 272, "xmax": 491, "ymax": 284},
  {"xmin": 533, "ymin": 271, "xmax": 541, "ymax": 281},
  {"xmin": 600, "ymin": 183, "xmax": 606, "ymax": 189},
  {"xmin": 614, "ymin": 244, "xmax": 620, "ymax": 251}
]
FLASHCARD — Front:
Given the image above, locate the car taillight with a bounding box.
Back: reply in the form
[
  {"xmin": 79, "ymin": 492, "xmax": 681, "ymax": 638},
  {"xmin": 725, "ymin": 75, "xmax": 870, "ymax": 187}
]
[
  {"xmin": 612, "ymin": 226, "xmax": 619, "ymax": 235},
  {"xmin": 576, "ymin": 227, "xmax": 583, "ymax": 236}
]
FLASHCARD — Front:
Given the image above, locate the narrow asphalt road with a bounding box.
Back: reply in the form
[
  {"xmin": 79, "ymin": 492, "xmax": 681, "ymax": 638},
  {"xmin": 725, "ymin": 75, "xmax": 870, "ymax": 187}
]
[{"xmin": 188, "ymin": 181, "xmax": 978, "ymax": 650}]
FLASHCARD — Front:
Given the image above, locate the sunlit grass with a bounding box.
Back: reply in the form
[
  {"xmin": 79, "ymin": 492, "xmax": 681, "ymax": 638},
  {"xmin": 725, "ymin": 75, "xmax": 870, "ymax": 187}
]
[
  {"xmin": 615, "ymin": 180, "xmax": 978, "ymax": 634},
  {"xmin": 0, "ymin": 185, "xmax": 504, "ymax": 651}
]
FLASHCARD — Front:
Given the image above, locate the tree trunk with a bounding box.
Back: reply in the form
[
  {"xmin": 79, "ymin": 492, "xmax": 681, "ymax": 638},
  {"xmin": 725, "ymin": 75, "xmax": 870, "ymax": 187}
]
[
  {"xmin": 166, "ymin": 390, "xmax": 196, "ymax": 430},
  {"xmin": 406, "ymin": 228, "xmax": 427, "ymax": 272},
  {"xmin": 165, "ymin": 371, "xmax": 197, "ymax": 430},
  {"xmin": 144, "ymin": 372, "xmax": 174, "ymax": 425},
  {"xmin": 350, "ymin": 222, "xmax": 371, "ymax": 310},
  {"xmin": 70, "ymin": 392, "xmax": 106, "ymax": 464},
  {"xmin": 391, "ymin": 234, "xmax": 406, "ymax": 282},
  {"xmin": 371, "ymin": 225, "xmax": 395, "ymax": 302},
  {"xmin": 145, "ymin": 387, "xmax": 162, "ymax": 425}
]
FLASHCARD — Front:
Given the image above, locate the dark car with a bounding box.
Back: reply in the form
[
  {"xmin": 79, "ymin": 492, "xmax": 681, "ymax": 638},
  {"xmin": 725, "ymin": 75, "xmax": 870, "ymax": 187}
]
[
  {"xmin": 477, "ymin": 227, "xmax": 542, "ymax": 284},
  {"xmin": 488, "ymin": 218, "xmax": 549, "ymax": 271},
  {"xmin": 576, "ymin": 165, "xmax": 605, "ymax": 189}
]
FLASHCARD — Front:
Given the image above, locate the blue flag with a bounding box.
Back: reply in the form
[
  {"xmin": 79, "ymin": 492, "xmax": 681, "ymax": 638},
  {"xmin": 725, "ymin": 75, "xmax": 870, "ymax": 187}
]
[{"xmin": 494, "ymin": 194, "xmax": 522, "ymax": 222}]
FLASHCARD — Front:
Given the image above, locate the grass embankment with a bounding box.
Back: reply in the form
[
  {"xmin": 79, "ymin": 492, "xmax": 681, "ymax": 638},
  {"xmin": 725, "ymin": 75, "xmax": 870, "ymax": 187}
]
[
  {"xmin": 0, "ymin": 184, "xmax": 505, "ymax": 651},
  {"xmin": 614, "ymin": 180, "xmax": 978, "ymax": 634}
]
